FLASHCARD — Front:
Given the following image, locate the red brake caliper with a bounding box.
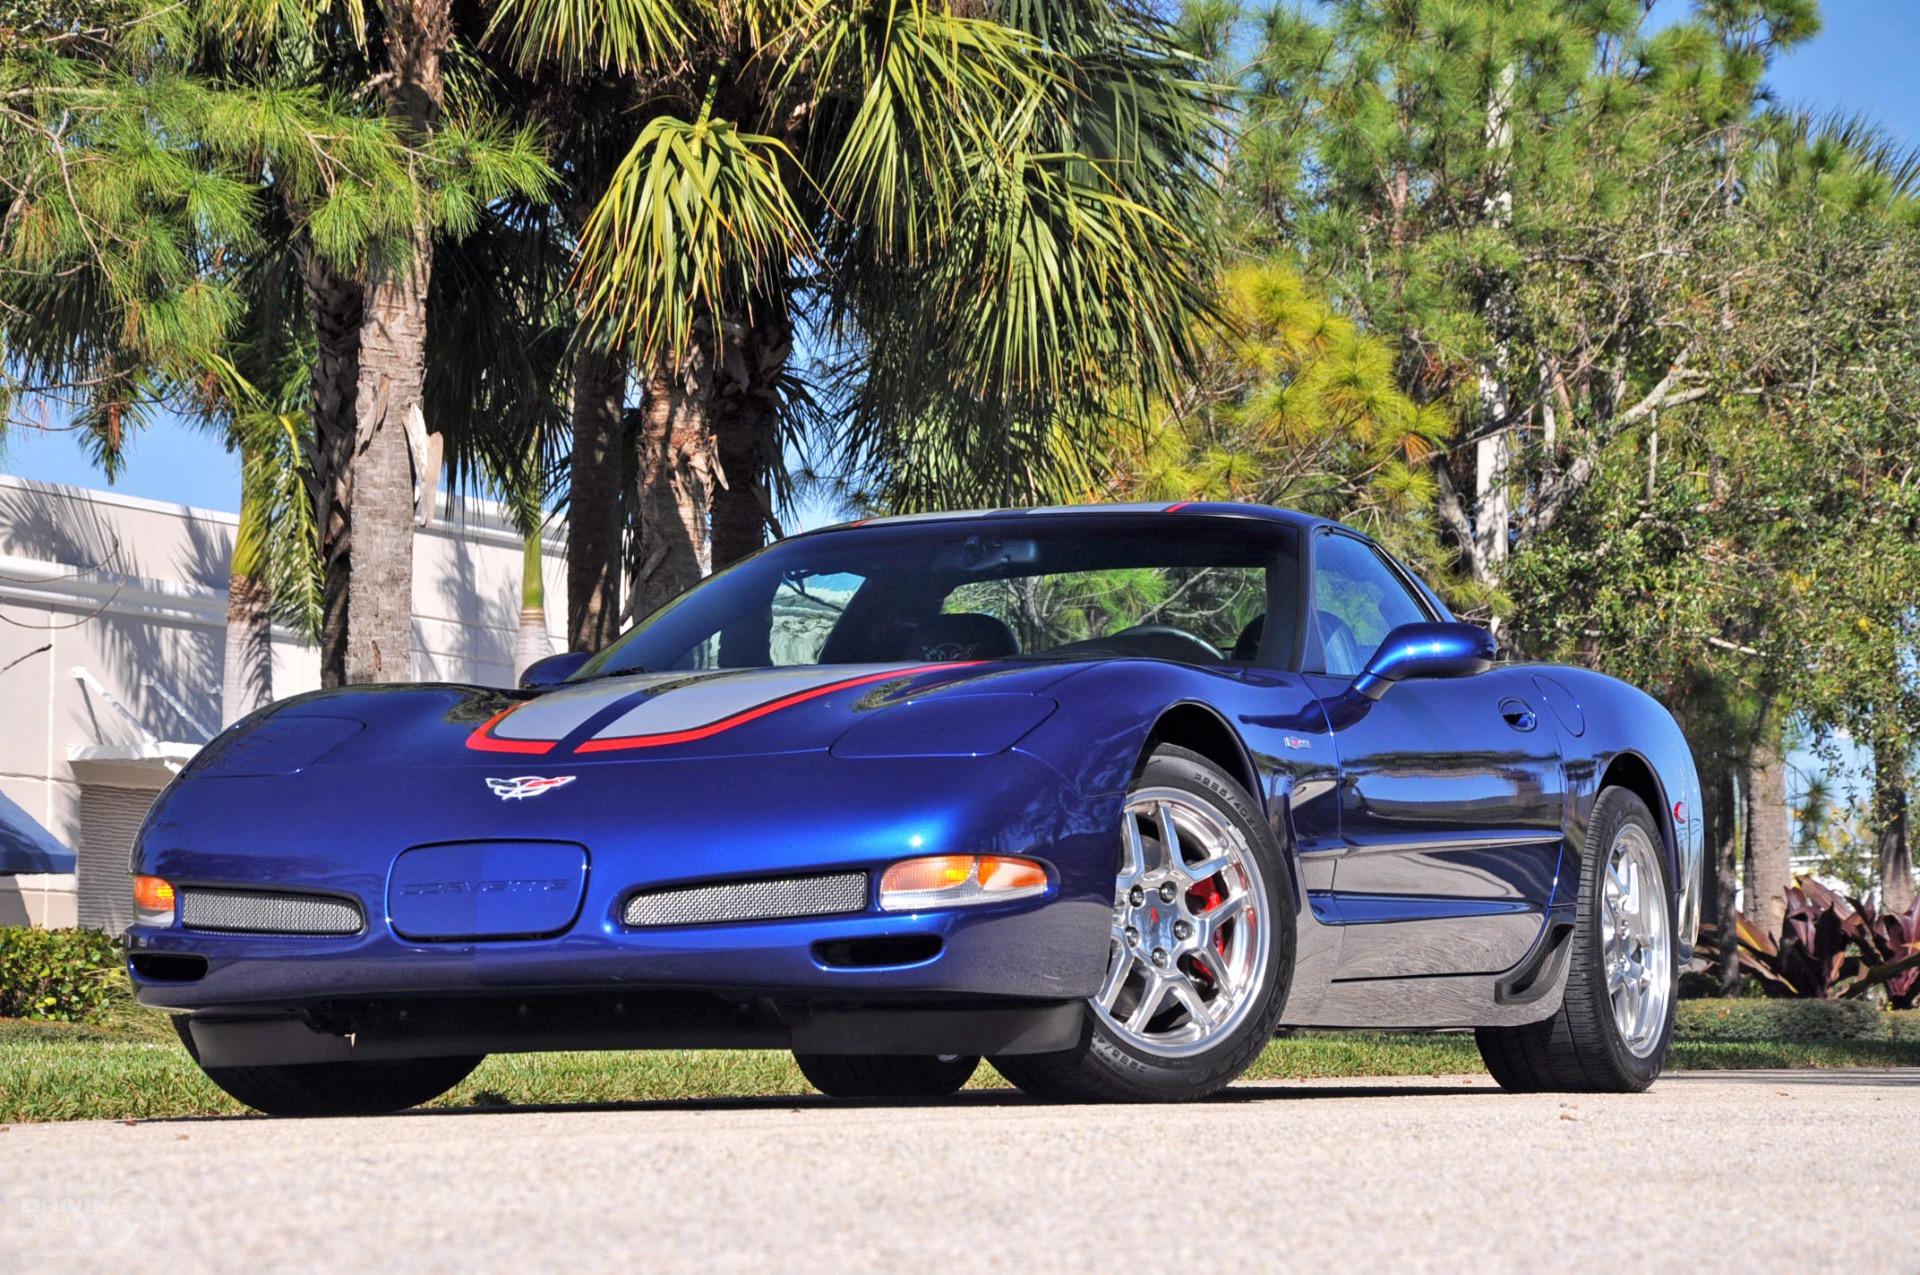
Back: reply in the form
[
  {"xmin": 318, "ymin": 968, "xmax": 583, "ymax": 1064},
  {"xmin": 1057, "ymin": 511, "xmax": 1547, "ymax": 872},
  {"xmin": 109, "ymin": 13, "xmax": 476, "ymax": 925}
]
[{"xmin": 1187, "ymin": 876, "xmax": 1228, "ymax": 987}]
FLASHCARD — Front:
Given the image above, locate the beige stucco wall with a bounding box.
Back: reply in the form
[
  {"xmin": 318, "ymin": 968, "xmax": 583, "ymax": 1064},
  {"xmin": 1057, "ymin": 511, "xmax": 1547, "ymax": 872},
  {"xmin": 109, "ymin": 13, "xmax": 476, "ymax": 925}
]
[{"xmin": 0, "ymin": 475, "xmax": 569, "ymax": 928}]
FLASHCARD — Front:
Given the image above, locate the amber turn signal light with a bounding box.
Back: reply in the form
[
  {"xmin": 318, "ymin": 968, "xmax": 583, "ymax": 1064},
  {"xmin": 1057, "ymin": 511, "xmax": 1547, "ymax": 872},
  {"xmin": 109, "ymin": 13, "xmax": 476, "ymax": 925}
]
[
  {"xmin": 133, "ymin": 875, "xmax": 176, "ymax": 927},
  {"xmin": 878, "ymin": 854, "xmax": 1049, "ymax": 912}
]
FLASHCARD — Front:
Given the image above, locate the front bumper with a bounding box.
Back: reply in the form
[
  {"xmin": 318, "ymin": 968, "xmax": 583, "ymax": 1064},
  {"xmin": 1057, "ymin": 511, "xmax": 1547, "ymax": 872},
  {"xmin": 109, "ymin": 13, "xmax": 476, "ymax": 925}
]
[
  {"xmin": 128, "ymin": 888, "xmax": 1109, "ymax": 1011},
  {"xmin": 131, "ymin": 744, "xmax": 1121, "ymax": 1056}
]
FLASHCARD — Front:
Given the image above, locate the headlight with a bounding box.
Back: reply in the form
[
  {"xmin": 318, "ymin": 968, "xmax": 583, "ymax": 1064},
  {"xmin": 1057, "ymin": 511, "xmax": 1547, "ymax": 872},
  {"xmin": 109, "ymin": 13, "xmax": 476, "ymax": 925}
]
[
  {"xmin": 878, "ymin": 855, "xmax": 1049, "ymax": 911},
  {"xmin": 831, "ymin": 694, "xmax": 1056, "ymax": 759}
]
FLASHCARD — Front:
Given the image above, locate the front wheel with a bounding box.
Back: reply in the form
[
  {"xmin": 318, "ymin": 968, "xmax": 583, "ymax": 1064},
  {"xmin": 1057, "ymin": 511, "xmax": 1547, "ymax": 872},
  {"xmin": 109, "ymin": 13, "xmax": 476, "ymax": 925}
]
[
  {"xmin": 992, "ymin": 745, "xmax": 1294, "ymax": 1102},
  {"xmin": 793, "ymin": 1052, "xmax": 980, "ymax": 1098},
  {"xmin": 1476, "ymin": 786, "xmax": 1677, "ymax": 1093},
  {"xmin": 195, "ymin": 1054, "xmax": 484, "ymax": 1117}
]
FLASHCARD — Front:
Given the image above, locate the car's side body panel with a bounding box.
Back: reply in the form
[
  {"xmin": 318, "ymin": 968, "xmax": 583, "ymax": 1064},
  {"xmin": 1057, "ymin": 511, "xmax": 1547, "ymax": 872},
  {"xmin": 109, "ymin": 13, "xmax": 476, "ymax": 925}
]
[{"xmin": 1308, "ymin": 667, "xmax": 1567, "ymax": 982}]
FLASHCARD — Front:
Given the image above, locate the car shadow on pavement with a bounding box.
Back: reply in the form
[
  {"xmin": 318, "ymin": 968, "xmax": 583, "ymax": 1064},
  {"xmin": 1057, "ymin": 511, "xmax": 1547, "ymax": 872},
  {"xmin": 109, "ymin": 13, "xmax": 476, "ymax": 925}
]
[{"xmin": 146, "ymin": 1077, "xmax": 1508, "ymax": 1123}]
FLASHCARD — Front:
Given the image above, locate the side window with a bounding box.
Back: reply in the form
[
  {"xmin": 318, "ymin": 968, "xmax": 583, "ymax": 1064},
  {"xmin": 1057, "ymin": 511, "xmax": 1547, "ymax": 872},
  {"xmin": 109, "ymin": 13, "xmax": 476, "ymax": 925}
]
[{"xmin": 1312, "ymin": 535, "xmax": 1429, "ymax": 677}]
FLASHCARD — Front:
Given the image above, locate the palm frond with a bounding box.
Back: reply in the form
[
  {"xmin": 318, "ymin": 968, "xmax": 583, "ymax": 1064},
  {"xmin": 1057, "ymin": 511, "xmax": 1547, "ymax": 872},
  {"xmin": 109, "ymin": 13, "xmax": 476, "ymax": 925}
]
[
  {"xmin": 485, "ymin": 0, "xmax": 699, "ymax": 76},
  {"xmin": 574, "ymin": 105, "xmax": 813, "ymax": 365}
]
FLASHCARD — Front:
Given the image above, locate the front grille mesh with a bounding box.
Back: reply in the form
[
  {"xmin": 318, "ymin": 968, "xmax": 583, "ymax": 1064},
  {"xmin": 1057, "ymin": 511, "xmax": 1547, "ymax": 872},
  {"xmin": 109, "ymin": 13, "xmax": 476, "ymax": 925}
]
[
  {"xmin": 180, "ymin": 888, "xmax": 364, "ymax": 935},
  {"xmin": 624, "ymin": 872, "xmax": 868, "ymax": 928}
]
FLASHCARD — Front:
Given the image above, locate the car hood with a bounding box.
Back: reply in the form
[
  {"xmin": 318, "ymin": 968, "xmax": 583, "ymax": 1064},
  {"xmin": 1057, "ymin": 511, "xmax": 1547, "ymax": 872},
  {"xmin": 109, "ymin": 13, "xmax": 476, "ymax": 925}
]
[{"xmin": 184, "ymin": 659, "xmax": 1088, "ymax": 779}]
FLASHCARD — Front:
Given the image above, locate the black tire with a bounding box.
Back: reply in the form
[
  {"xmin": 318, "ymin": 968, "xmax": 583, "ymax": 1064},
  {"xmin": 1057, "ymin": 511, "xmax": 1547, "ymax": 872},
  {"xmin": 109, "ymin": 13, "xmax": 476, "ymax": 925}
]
[
  {"xmin": 990, "ymin": 745, "xmax": 1294, "ymax": 1102},
  {"xmin": 195, "ymin": 1054, "xmax": 484, "ymax": 1117},
  {"xmin": 1476, "ymin": 786, "xmax": 1677, "ymax": 1093},
  {"xmin": 793, "ymin": 1052, "xmax": 980, "ymax": 1099}
]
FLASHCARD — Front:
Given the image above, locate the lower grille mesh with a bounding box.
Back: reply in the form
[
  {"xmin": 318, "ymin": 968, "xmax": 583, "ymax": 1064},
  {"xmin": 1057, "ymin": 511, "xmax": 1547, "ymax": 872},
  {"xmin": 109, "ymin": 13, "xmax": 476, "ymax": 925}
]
[
  {"xmin": 624, "ymin": 872, "xmax": 868, "ymax": 928},
  {"xmin": 180, "ymin": 888, "xmax": 364, "ymax": 935}
]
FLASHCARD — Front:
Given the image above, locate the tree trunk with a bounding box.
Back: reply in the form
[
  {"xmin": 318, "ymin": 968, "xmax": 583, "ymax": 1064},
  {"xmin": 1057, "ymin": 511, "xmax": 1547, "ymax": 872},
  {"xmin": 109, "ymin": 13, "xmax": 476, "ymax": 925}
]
[
  {"xmin": 629, "ymin": 351, "xmax": 716, "ymax": 623},
  {"xmin": 1742, "ymin": 712, "xmax": 1793, "ymax": 936},
  {"xmin": 567, "ymin": 342, "xmax": 628, "ymax": 652},
  {"xmin": 296, "ymin": 238, "xmax": 363, "ymax": 690},
  {"xmin": 343, "ymin": 0, "xmax": 448, "ymax": 685},
  {"xmin": 1466, "ymin": 62, "xmax": 1516, "ymax": 594},
  {"xmin": 221, "ymin": 459, "xmax": 273, "ymax": 725},
  {"xmin": 514, "ymin": 524, "xmax": 553, "ymax": 682},
  {"xmin": 1874, "ymin": 731, "xmax": 1916, "ymax": 914},
  {"xmin": 710, "ymin": 304, "xmax": 793, "ymax": 571},
  {"xmin": 1706, "ymin": 765, "xmax": 1741, "ymax": 993},
  {"xmin": 1470, "ymin": 429, "xmax": 1511, "ymax": 579}
]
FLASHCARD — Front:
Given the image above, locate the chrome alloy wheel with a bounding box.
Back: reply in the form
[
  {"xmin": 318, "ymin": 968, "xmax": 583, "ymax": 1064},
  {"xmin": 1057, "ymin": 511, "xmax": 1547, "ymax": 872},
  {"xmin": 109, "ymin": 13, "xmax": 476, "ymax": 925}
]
[
  {"xmin": 1601, "ymin": 822, "xmax": 1672, "ymax": 1058},
  {"xmin": 1094, "ymin": 787, "xmax": 1270, "ymax": 1059}
]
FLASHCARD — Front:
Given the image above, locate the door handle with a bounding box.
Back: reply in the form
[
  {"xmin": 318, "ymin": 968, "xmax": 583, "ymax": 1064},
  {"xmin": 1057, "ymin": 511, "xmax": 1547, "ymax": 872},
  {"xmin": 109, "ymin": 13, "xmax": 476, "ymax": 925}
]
[{"xmin": 1499, "ymin": 699, "xmax": 1538, "ymax": 732}]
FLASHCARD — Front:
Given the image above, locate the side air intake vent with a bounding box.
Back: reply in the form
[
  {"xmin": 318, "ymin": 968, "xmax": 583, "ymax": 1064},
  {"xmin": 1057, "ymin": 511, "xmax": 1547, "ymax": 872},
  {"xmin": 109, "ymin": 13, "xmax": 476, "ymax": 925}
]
[
  {"xmin": 624, "ymin": 872, "xmax": 868, "ymax": 928},
  {"xmin": 180, "ymin": 888, "xmax": 364, "ymax": 936}
]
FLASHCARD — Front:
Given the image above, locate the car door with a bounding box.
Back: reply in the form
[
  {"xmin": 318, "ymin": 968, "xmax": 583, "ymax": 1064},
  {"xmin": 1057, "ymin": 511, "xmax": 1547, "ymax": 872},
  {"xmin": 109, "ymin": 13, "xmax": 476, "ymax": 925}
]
[{"xmin": 1306, "ymin": 530, "xmax": 1566, "ymax": 980}]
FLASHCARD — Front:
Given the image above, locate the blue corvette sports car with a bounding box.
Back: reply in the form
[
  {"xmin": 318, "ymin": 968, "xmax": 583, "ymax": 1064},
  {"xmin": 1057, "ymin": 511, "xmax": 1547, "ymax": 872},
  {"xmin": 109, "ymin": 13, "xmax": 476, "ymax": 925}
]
[{"xmin": 129, "ymin": 503, "xmax": 1702, "ymax": 1114}]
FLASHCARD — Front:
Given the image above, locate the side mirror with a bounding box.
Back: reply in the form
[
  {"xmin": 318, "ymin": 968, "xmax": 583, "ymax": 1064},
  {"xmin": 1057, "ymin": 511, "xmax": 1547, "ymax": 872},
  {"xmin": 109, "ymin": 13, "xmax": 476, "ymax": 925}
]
[
  {"xmin": 1351, "ymin": 622, "xmax": 1496, "ymax": 701},
  {"xmin": 519, "ymin": 650, "xmax": 591, "ymax": 690}
]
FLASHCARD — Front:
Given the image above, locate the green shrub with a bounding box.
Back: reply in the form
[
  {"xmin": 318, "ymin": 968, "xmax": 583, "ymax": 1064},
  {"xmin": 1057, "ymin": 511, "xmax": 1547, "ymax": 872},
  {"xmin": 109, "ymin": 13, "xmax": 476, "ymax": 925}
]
[
  {"xmin": 0, "ymin": 927, "xmax": 123, "ymax": 1021},
  {"xmin": 1676, "ymin": 998, "xmax": 1919, "ymax": 1042}
]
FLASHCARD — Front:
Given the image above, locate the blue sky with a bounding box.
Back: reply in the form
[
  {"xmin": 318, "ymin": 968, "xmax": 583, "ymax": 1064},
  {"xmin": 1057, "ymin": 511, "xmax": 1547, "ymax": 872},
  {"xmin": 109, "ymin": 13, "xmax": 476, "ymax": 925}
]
[{"xmin": 4, "ymin": 0, "xmax": 1916, "ymax": 522}]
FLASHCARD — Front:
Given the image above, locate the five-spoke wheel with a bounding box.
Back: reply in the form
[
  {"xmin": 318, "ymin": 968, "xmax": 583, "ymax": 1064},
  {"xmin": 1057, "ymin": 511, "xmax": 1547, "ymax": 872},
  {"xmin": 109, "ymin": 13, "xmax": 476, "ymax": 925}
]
[
  {"xmin": 1476, "ymin": 786, "xmax": 1677, "ymax": 1092},
  {"xmin": 1095, "ymin": 788, "xmax": 1270, "ymax": 1058},
  {"xmin": 1601, "ymin": 821, "xmax": 1672, "ymax": 1059},
  {"xmin": 992, "ymin": 745, "xmax": 1292, "ymax": 1102}
]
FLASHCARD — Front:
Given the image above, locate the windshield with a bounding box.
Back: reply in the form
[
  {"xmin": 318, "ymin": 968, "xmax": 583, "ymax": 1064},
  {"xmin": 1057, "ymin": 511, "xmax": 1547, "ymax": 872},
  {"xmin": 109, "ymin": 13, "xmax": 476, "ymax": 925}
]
[{"xmin": 576, "ymin": 516, "xmax": 1302, "ymax": 679}]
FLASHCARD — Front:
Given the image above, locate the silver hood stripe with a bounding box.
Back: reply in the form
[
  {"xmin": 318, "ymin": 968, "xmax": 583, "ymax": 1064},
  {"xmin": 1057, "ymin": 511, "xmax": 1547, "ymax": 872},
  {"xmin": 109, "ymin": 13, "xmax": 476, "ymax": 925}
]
[{"xmin": 468, "ymin": 663, "xmax": 977, "ymax": 754}]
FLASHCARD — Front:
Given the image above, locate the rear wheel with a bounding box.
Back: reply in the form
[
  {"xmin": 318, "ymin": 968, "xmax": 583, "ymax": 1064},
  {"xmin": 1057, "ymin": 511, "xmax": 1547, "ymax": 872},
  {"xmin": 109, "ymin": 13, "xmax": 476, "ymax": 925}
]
[
  {"xmin": 194, "ymin": 1054, "xmax": 484, "ymax": 1117},
  {"xmin": 793, "ymin": 1052, "xmax": 980, "ymax": 1099},
  {"xmin": 991, "ymin": 745, "xmax": 1293, "ymax": 1102},
  {"xmin": 1476, "ymin": 786, "xmax": 1676, "ymax": 1093}
]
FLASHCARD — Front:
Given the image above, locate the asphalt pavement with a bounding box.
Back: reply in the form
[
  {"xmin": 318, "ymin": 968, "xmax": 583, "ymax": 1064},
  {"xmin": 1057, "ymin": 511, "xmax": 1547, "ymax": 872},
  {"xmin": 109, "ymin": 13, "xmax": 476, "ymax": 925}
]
[{"xmin": 3, "ymin": 1069, "xmax": 1912, "ymax": 1273}]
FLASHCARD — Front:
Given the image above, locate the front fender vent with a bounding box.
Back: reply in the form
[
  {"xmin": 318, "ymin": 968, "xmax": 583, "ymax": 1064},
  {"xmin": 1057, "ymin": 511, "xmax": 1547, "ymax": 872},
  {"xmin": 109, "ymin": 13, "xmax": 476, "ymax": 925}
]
[
  {"xmin": 623, "ymin": 872, "xmax": 868, "ymax": 928},
  {"xmin": 180, "ymin": 888, "xmax": 364, "ymax": 936}
]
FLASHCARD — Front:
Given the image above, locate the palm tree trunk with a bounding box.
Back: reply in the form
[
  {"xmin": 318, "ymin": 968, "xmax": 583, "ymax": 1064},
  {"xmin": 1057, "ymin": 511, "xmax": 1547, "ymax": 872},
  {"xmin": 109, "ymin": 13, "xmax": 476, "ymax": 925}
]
[
  {"xmin": 343, "ymin": 0, "xmax": 448, "ymax": 685},
  {"xmin": 629, "ymin": 351, "xmax": 716, "ymax": 622},
  {"xmin": 1874, "ymin": 731, "xmax": 1916, "ymax": 913},
  {"xmin": 711, "ymin": 304, "xmax": 792, "ymax": 570},
  {"xmin": 567, "ymin": 342, "xmax": 628, "ymax": 651},
  {"xmin": 221, "ymin": 456, "xmax": 274, "ymax": 725},
  {"xmin": 514, "ymin": 523, "xmax": 553, "ymax": 681},
  {"xmin": 1706, "ymin": 765, "xmax": 1741, "ymax": 992},
  {"xmin": 1743, "ymin": 711, "xmax": 1793, "ymax": 936},
  {"xmin": 296, "ymin": 236, "xmax": 363, "ymax": 690}
]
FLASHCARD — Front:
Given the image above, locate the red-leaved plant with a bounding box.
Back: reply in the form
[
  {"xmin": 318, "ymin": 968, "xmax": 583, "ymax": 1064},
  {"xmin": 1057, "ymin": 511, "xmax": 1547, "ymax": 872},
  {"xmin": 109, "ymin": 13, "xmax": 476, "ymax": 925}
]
[{"xmin": 1732, "ymin": 878, "xmax": 1920, "ymax": 1008}]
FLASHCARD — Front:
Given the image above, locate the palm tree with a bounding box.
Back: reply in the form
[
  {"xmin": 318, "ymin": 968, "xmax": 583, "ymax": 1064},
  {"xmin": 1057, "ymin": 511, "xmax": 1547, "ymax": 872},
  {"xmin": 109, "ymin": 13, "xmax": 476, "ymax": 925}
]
[
  {"xmin": 489, "ymin": 0, "xmax": 1220, "ymax": 622},
  {"xmin": 205, "ymin": 2, "xmax": 550, "ymax": 686},
  {"xmin": 339, "ymin": 0, "xmax": 451, "ymax": 685},
  {"xmin": 529, "ymin": 75, "xmax": 645, "ymax": 653},
  {"xmin": 422, "ymin": 180, "xmax": 577, "ymax": 681},
  {"xmin": 505, "ymin": 463, "xmax": 557, "ymax": 681}
]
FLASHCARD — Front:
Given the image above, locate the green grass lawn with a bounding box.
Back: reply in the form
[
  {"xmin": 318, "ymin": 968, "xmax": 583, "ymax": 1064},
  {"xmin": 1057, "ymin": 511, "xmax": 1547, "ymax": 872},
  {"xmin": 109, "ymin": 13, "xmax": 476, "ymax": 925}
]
[{"xmin": 3, "ymin": 999, "xmax": 1916, "ymax": 1124}]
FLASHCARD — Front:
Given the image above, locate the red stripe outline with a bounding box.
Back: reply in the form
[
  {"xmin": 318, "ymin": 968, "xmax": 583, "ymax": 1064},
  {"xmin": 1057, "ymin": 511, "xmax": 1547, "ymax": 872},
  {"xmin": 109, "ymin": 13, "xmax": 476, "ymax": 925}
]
[
  {"xmin": 575, "ymin": 662, "xmax": 982, "ymax": 753},
  {"xmin": 1163, "ymin": 501, "xmax": 1192, "ymax": 513},
  {"xmin": 466, "ymin": 705, "xmax": 559, "ymax": 754}
]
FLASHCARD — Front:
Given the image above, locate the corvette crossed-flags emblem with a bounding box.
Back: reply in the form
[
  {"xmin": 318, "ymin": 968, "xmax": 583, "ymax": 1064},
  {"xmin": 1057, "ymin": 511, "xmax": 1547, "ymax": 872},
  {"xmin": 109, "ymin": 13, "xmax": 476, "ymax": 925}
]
[{"xmin": 485, "ymin": 775, "xmax": 578, "ymax": 801}]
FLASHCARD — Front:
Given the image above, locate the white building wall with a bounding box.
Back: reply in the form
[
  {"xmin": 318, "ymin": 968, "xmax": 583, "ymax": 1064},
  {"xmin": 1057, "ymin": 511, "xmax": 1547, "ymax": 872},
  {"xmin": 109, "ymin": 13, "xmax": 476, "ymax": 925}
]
[{"xmin": 0, "ymin": 475, "xmax": 568, "ymax": 928}]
